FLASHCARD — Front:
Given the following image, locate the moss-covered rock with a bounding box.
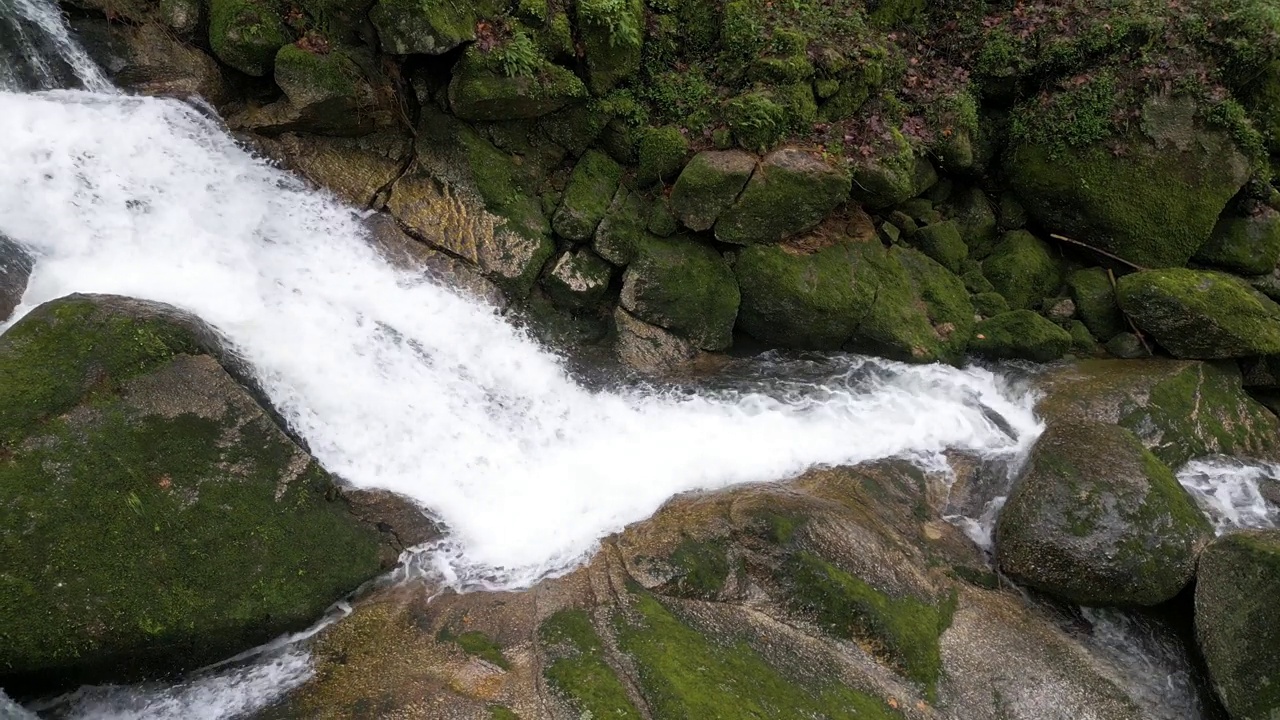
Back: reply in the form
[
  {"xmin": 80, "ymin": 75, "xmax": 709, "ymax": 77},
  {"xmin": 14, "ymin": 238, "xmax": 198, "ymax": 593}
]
[
  {"xmin": 981, "ymin": 231, "xmax": 1060, "ymax": 310},
  {"xmin": 715, "ymin": 149, "xmax": 851, "ymax": 245},
  {"xmin": 969, "ymin": 310, "xmax": 1072, "ymax": 362},
  {"xmin": 910, "ymin": 220, "xmax": 967, "ymax": 274},
  {"xmin": 1195, "ymin": 530, "xmax": 1280, "ymax": 720},
  {"xmin": 1067, "ymin": 267, "xmax": 1124, "ymax": 342},
  {"xmin": 0, "ymin": 236, "xmax": 31, "ymax": 323},
  {"xmin": 971, "ymin": 291, "xmax": 1008, "ymax": 318},
  {"xmin": 1006, "ymin": 95, "xmax": 1251, "ymax": 269},
  {"xmin": 946, "ymin": 186, "xmax": 998, "ymax": 259},
  {"xmin": 848, "ymin": 132, "xmax": 930, "ymax": 209},
  {"xmin": 369, "ymin": 0, "xmax": 482, "ymax": 55},
  {"xmin": 553, "ymin": 149, "xmax": 623, "ymax": 242},
  {"xmin": 541, "ymin": 248, "xmax": 613, "ymax": 309},
  {"xmin": 1036, "ymin": 359, "xmax": 1280, "ymax": 468},
  {"xmin": 1193, "ymin": 204, "xmax": 1280, "ymax": 276},
  {"xmin": 1067, "ymin": 319, "xmax": 1101, "ymax": 356},
  {"xmin": 233, "ymin": 43, "xmax": 393, "ymax": 136},
  {"xmin": 0, "ymin": 296, "xmax": 387, "ymax": 693},
  {"xmin": 670, "ymin": 150, "xmax": 756, "ymax": 232},
  {"xmin": 448, "ymin": 47, "xmax": 588, "ymax": 121},
  {"xmin": 1116, "ymin": 268, "xmax": 1280, "ymax": 359},
  {"xmin": 576, "ymin": 0, "xmax": 644, "ymax": 94},
  {"xmin": 723, "ymin": 91, "xmax": 788, "ymax": 153},
  {"xmin": 207, "ymin": 0, "xmax": 289, "ymax": 76},
  {"xmin": 996, "ymin": 421, "xmax": 1211, "ymax": 606},
  {"xmin": 636, "ymin": 126, "xmax": 689, "ymax": 186},
  {"xmin": 395, "ymin": 112, "xmax": 555, "ymax": 296},
  {"xmin": 593, "ymin": 186, "xmax": 650, "ymax": 265},
  {"xmin": 733, "ymin": 242, "xmax": 877, "ymax": 349},
  {"xmin": 734, "ymin": 241, "xmax": 971, "ymax": 362},
  {"xmin": 621, "ymin": 236, "xmax": 739, "ymax": 350}
]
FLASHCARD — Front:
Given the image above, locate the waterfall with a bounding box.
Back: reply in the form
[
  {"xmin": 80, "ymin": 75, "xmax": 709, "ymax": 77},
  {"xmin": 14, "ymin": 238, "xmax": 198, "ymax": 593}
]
[{"xmin": 0, "ymin": 0, "xmax": 107, "ymax": 91}]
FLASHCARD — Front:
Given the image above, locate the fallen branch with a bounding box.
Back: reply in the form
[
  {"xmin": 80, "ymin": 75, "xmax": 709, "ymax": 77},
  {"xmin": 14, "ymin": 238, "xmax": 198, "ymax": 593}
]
[
  {"xmin": 1049, "ymin": 233, "xmax": 1147, "ymax": 271},
  {"xmin": 1108, "ymin": 267, "xmax": 1153, "ymax": 356}
]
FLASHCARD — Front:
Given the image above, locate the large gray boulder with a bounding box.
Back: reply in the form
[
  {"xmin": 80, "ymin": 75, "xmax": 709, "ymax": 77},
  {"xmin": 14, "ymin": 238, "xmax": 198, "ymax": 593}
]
[{"xmin": 997, "ymin": 421, "xmax": 1212, "ymax": 606}]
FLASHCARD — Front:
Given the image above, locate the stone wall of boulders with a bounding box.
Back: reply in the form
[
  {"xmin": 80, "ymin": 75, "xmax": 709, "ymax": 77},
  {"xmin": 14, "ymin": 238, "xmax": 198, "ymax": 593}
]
[{"xmin": 59, "ymin": 0, "xmax": 1280, "ymax": 377}]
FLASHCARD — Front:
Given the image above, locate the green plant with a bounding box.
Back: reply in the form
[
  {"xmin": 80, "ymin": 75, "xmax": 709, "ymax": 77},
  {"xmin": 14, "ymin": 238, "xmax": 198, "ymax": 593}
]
[
  {"xmin": 492, "ymin": 30, "xmax": 542, "ymax": 78},
  {"xmin": 579, "ymin": 0, "xmax": 642, "ymax": 48},
  {"xmin": 725, "ymin": 92, "xmax": 788, "ymax": 152}
]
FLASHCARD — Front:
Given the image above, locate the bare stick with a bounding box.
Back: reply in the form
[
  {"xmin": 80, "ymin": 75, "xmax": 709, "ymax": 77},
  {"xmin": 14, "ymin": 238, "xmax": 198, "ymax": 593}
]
[
  {"xmin": 1107, "ymin": 267, "xmax": 1153, "ymax": 356},
  {"xmin": 1050, "ymin": 233, "xmax": 1147, "ymax": 271}
]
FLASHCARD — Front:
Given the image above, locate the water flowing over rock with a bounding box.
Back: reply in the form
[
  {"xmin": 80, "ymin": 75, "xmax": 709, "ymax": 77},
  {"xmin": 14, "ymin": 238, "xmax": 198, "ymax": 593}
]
[{"xmin": 0, "ymin": 235, "xmax": 31, "ymax": 322}]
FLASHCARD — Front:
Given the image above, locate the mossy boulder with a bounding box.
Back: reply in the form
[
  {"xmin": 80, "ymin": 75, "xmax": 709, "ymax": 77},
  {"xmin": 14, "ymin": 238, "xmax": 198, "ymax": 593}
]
[
  {"xmin": 396, "ymin": 112, "xmax": 555, "ymax": 295},
  {"xmin": 734, "ymin": 242, "xmax": 971, "ymax": 362},
  {"xmin": 910, "ymin": 220, "xmax": 967, "ymax": 274},
  {"xmin": 670, "ymin": 150, "xmax": 756, "ymax": 232},
  {"xmin": 593, "ymin": 186, "xmax": 650, "ymax": 266},
  {"xmin": 541, "ymin": 248, "xmax": 613, "ymax": 309},
  {"xmin": 234, "ymin": 44, "xmax": 393, "ymax": 136},
  {"xmin": 553, "ymin": 149, "xmax": 623, "ymax": 242},
  {"xmin": 946, "ymin": 185, "xmax": 998, "ymax": 259},
  {"xmin": 848, "ymin": 132, "xmax": 931, "ymax": 209},
  {"xmin": 0, "ymin": 236, "xmax": 31, "ymax": 323},
  {"xmin": 207, "ymin": 0, "xmax": 290, "ymax": 76},
  {"xmin": 0, "ymin": 296, "xmax": 390, "ymax": 694},
  {"xmin": 1195, "ymin": 530, "xmax": 1280, "ymax": 720},
  {"xmin": 369, "ymin": 0, "xmax": 483, "ymax": 55},
  {"xmin": 1116, "ymin": 269, "xmax": 1280, "ymax": 359},
  {"xmin": 1006, "ymin": 95, "xmax": 1251, "ymax": 269},
  {"xmin": 621, "ymin": 236, "xmax": 739, "ymax": 350},
  {"xmin": 971, "ymin": 291, "xmax": 1008, "ymax": 318},
  {"xmin": 733, "ymin": 242, "xmax": 877, "ymax": 349},
  {"xmin": 996, "ymin": 421, "xmax": 1211, "ymax": 606},
  {"xmin": 636, "ymin": 126, "xmax": 689, "ymax": 187},
  {"xmin": 1067, "ymin": 267, "xmax": 1124, "ymax": 342},
  {"xmin": 715, "ymin": 149, "xmax": 851, "ymax": 245},
  {"xmin": 448, "ymin": 48, "xmax": 588, "ymax": 121},
  {"xmin": 1193, "ymin": 204, "xmax": 1280, "ymax": 276},
  {"xmin": 969, "ymin": 310, "xmax": 1072, "ymax": 362},
  {"xmin": 1036, "ymin": 359, "xmax": 1280, "ymax": 468},
  {"xmin": 576, "ymin": 0, "xmax": 644, "ymax": 94},
  {"xmin": 981, "ymin": 231, "xmax": 1060, "ymax": 310}
]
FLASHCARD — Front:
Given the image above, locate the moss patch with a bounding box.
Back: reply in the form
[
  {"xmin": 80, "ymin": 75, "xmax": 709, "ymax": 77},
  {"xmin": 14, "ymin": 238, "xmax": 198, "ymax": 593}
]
[{"xmin": 540, "ymin": 609, "xmax": 643, "ymax": 719}]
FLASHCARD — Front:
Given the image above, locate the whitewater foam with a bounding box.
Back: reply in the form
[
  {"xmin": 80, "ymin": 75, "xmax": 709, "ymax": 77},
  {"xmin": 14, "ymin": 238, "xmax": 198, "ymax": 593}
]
[
  {"xmin": 1177, "ymin": 456, "xmax": 1280, "ymax": 533},
  {"xmin": 0, "ymin": 89, "xmax": 1043, "ymax": 589}
]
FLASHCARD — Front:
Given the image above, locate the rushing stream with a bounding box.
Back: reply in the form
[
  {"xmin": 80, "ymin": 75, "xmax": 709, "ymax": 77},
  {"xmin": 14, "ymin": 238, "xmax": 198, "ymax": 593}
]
[{"xmin": 1, "ymin": 2, "xmax": 1275, "ymax": 717}]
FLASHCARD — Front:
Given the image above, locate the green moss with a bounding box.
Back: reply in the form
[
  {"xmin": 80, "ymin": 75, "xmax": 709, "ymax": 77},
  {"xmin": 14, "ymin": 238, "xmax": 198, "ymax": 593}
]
[
  {"xmin": 981, "ymin": 231, "xmax": 1060, "ymax": 310},
  {"xmin": 622, "ymin": 235, "xmax": 740, "ymax": 351},
  {"xmin": 449, "ymin": 47, "xmax": 589, "ymax": 121},
  {"xmin": 849, "ymin": 245, "xmax": 972, "ymax": 364},
  {"xmin": 733, "ymin": 242, "xmax": 877, "ymax": 349},
  {"xmin": 438, "ymin": 628, "xmax": 510, "ymax": 669},
  {"xmin": 208, "ymin": 0, "xmax": 290, "ymax": 76},
  {"xmin": 1115, "ymin": 269, "xmax": 1280, "ymax": 358},
  {"xmin": 725, "ymin": 92, "xmax": 788, "ymax": 153},
  {"xmin": 553, "ymin": 149, "xmax": 624, "ymax": 241},
  {"xmin": 0, "ymin": 302, "xmax": 383, "ymax": 688},
  {"xmin": 0, "ymin": 300, "xmax": 201, "ymax": 445},
  {"xmin": 665, "ymin": 538, "xmax": 731, "ymax": 599},
  {"xmin": 755, "ymin": 509, "xmax": 806, "ymax": 546},
  {"xmin": 972, "ymin": 291, "xmax": 1009, "ymax": 317},
  {"xmin": 969, "ymin": 310, "xmax": 1072, "ymax": 362},
  {"xmin": 848, "ymin": 128, "xmax": 919, "ymax": 209},
  {"xmin": 616, "ymin": 593, "xmax": 904, "ymax": 719},
  {"xmin": 577, "ymin": 0, "xmax": 645, "ymax": 94},
  {"xmin": 593, "ymin": 187, "xmax": 651, "ymax": 265},
  {"xmin": 1193, "ymin": 206, "xmax": 1280, "ymax": 275},
  {"xmin": 273, "ymin": 43, "xmax": 358, "ymax": 98},
  {"xmin": 780, "ymin": 552, "xmax": 949, "ymax": 697},
  {"xmin": 636, "ymin": 126, "xmax": 690, "ymax": 186},
  {"xmin": 715, "ymin": 149, "xmax": 850, "ymax": 244},
  {"xmin": 1068, "ymin": 320, "xmax": 1101, "ymax": 355},
  {"xmin": 910, "ymin": 220, "xmax": 968, "ymax": 273},
  {"xmin": 488, "ymin": 707, "xmax": 520, "ymax": 720},
  {"xmin": 669, "ymin": 150, "xmax": 756, "ymax": 233},
  {"xmin": 540, "ymin": 610, "xmax": 642, "ymax": 720},
  {"xmin": 367, "ymin": 0, "xmax": 477, "ymax": 55},
  {"xmin": 1067, "ymin": 268, "xmax": 1125, "ymax": 341}
]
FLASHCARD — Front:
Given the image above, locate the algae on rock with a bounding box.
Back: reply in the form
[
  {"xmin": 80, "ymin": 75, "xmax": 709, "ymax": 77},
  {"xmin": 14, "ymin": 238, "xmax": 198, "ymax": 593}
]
[
  {"xmin": 621, "ymin": 235, "xmax": 739, "ymax": 351},
  {"xmin": 1116, "ymin": 268, "xmax": 1280, "ymax": 359}
]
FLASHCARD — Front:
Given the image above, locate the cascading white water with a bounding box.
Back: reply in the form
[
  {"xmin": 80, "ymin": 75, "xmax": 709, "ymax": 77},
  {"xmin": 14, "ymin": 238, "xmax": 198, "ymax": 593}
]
[
  {"xmin": 1177, "ymin": 456, "xmax": 1280, "ymax": 533},
  {"xmin": 0, "ymin": 89, "xmax": 1044, "ymax": 590},
  {"xmin": 0, "ymin": 0, "xmax": 108, "ymax": 91}
]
